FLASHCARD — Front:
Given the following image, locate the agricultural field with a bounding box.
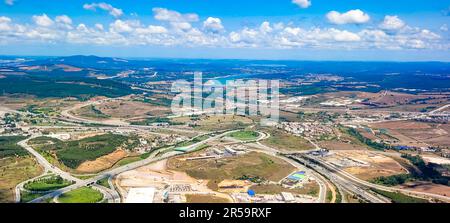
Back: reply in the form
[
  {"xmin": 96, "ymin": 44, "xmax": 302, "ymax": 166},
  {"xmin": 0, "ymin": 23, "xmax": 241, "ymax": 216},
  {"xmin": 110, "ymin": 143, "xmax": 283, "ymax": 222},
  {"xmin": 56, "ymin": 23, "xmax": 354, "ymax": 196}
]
[
  {"xmin": 57, "ymin": 186, "xmax": 103, "ymax": 203},
  {"xmin": 167, "ymin": 151, "xmax": 295, "ymax": 191},
  {"xmin": 369, "ymin": 121, "xmax": 450, "ymax": 148}
]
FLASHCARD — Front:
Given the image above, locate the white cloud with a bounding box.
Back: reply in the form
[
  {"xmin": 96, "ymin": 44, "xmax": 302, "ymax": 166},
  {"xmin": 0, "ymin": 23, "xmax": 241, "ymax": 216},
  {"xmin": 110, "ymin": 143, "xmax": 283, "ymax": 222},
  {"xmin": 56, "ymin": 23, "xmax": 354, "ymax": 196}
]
[
  {"xmin": 0, "ymin": 16, "xmax": 11, "ymax": 23},
  {"xmin": 0, "ymin": 9, "xmax": 446, "ymax": 51},
  {"xmin": 55, "ymin": 15, "xmax": 72, "ymax": 25},
  {"xmin": 135, "ymin": 25, "xmax": 167, "ymax": 35},
  {"xmin": 260, "ymin": 21, "xmax": 273, "ymax": 34},
  {"xmin": 153, "ymin": 8, "xmax": 199, "ymax": 23},
  {"xmin": 55, "ymin": 15, "xmax": 73, "ymax": 29},
  {"xmin": 95, "ymin": 23, "xmax": 104, "ymax": 30},
  {"xmin": 440, "ymin": 24, "xmax": 448, "ymax": 32},
  {"xmin": 32, "ymin": 14, "xmax": 54, "ymax": 27},
  {"xmin": 4, "ymin": 0, "xmax": 14, "ymax": 6},
  {"xmin": 379, "ymin": 15, "xmax": 405, "ymax": 30},
  {"xmin": 292, "ymin": 0, "xmax": 311, "ymax": 9},
  {"xmin": 0, "ymin": 16, "xmax": 12, "ymax": 31},
  {"xmin": 330, "ymin": 29, "xmax": 361, "ymax": 41},
  {"xmin": 109, "ymin": 19, "xmax": 139, "ymax": 33},
  {"xmin": 83, "ymin": 2, "xmax": 123, "ymax": 18},
  {"xmin": 326, "ymin": 9, "xmax": 370, "ymax": 25},
  {"xmin": 203, "ymin": 17, "xmax": 224, "ymax": 33},
  {"xmin": 171, "ymin": 22, "xmax": 192, "ymax": 31}
]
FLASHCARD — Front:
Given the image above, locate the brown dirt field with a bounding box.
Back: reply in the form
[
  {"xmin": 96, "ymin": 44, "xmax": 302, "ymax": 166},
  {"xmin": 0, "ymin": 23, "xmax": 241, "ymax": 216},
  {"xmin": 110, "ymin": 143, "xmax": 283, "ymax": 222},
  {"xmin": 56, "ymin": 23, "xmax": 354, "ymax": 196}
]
[
  {"xmin": 370, "ymin": 121, "xmax": 449, "ymax": 147},
  {"xmin": 371, "ymin": 121, "xmax": 431, "ymax": 130},
  {"xmin": 96, "ymin": 100, "xmax": 171, "ymax": 119},
  {"xmin": 217, "ymin": 180, "xmax": 252, "ymax": 193},
  {"xmin": 327, "ymin": 150, "xmax": 407, "ymax": 180},
  {"xmin": 250, "ymin": 182, "xmax": 319, "ymax": 197},
  {"xmin": 0, "ymin": 96, "xmax": 33, "ymax": 110},
  {"xmin": 367, "ymin": 91, "xmax": 427, "ymax": 106},
  {"xmin": 345, "ymin": 166, "xmax": 405, "ymax": 180},
  {"xmin": 167, "ymin": 151, "xmax": 296, "ymax": 191},
  {"xmin": 359, "ymin": 130, "xmax": 378, "ymax": 140},
  {"xmin": 55, "ymin": 64, "xmax": 82, "ymax": 72},
  {"xmin": 76, "ymin": 150, "xmax": 128, "ymax": 173},
  {"xmin": 185, "ymin": 194, "xmax": 232, "ymax": 203},
  {"xmin": 396, "ymin": 182, "xmax": 450, "ymax": 197},
  {"xmin": 172, "ymin": 115, "xmax": 254, "ymax": 131},
  {"xmin": 319, "ymin": 140, "xmax": 368, "ymax": 151}
]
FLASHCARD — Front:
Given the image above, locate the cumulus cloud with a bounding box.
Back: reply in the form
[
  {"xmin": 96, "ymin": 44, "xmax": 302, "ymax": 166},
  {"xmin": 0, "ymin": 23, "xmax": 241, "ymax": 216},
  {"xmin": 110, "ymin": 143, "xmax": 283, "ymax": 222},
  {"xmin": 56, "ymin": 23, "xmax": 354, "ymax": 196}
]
[
  {"xmin": 153, "ymin": 8, "xmax": 199, "ymax": 23},
  {"xmin": 0, "ymin": 16, "xmax": 12, "ymax": 31},
  {"xmin": 152, "ymin": 8, "xmax": 199, "ymax": 33},
  {"xmin": 83, "ymin": 2, "xmax": 123, "ymax": 18},
  {"xmin": 440, "ymin": 24, "xmax": 448, "ymax": 32},
  {"xmin": 203, "ymin": 17, "xmax": 224, "ymax": 33},
  {"xmin": 0, "ymin": 8, "xmax": 446, "ymax": 51},
  {"xmin": 32, "ymin": 14, "xmax": 54, "ymax": 27},
  {"xmin": 326, "ymin": 9, "xmax": 370, "ymax": 25},
  {"xmin": 379, "ymin": 15, "xmax": 405, "ymax": 30},
  {"xmin": 55, "ymin": 15, "xmax": 72, "ymax": 25},
  {"xmin": 109, "ymin": 19, "xmax": 140, "ymax": 33},
  {"xmin": 292, "ymin": 0, "xmax": 311, "ymax": 9},
  {"xmin": 135, "ymin": 25, "xmax": 167, "ymax": 35}
]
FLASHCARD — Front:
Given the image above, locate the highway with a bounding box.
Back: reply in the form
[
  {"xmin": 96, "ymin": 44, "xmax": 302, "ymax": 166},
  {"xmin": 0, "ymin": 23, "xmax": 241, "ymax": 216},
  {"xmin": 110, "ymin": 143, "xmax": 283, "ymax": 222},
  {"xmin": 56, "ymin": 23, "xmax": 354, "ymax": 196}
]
[
  {"xmin": 25, "ymin": 129, "xmax": 237, "ymax": 203},
  {"xmin": 17, "ymin": 136, "xmax": 81, "ymax": 183},
  {"xmin": 245, "ymin": 138, "xmax": 328, "ymax": 203},
  {"xmin": 297, "ymin": 135, "xmax": 450, "ymax": 203},
  {"xmin": 307, "ymin": 154, "xmax": 450, "ymax": 203},
  {"xmin": 13, "ymin": 97, "xmax": 450, "ymax": 203},
  {"xmin": 429, "ymin": 104, "xmax": 450, "ymax": 114},
  {"xmin": 289, "ymin": 155, "xmax": 390, "ymax": 203}
]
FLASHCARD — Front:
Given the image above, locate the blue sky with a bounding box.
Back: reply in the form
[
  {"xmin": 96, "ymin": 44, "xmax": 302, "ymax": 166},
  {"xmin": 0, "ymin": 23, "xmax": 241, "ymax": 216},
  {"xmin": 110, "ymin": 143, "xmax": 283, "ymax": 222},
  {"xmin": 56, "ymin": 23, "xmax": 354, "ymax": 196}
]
[{"xmin": 0, "ymin": 0, "xmax": 449, "ymax": 61}]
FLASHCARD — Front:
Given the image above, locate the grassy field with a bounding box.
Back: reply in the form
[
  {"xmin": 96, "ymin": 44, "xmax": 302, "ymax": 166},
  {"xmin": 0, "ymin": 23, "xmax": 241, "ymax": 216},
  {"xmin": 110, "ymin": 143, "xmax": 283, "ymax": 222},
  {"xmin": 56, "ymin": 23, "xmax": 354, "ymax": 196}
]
[
  {"xmin": 261, "ymin": 128, "xmax": 314, "ymax": 151},
  {"xmin": 228, "ymin": 130, "xmax": 260, "ymax": 141},
  {"xmin": 372, "ymin": 189, "xmax": 428, "ymax": 203},
  {"xmin": 168, "ymin": 151, "xmax": 295, "ymax": 191},
  {"xmin": 73, "ymin": 105, "xmax": 111, "ymax": 119},
  {"xmin": 172, "ymin": 115, "xmax": 253, "ymax": 131},
  {"xmin": 113, "ymin": 156, "xmax": 143, "ymax": 167},
  {"xmin": 33, "ymin": 134, "xmax": 138, "ymax": 169},
  {"xmin": 250, "ymin": 182, "xmax": 319, "ymax": 197},
  {"xmin": 57, "ymin": 186, "xmax": 103, "ymax": 203},
  {"xmin": 0, "ymin": 136, "xmax": 28, "ymax": 158},
  {"xmin": 0, "ymin": 157, "xmax": 43, "ymax": 202},
  {"xmin": 96, "ymin": 177, "xmax": 111, "ymax": 189},
  {"xmin": 24, "ymin": 176, "xmax": 73, "ymax": 192},
  {"xmin": 20, "ymin": 190, "xmax": 45, "ymax": 203},
  {"xmin": 176, "ymin": 135, "xmax": 209, "ymax": 148},
  {"xmin": 185, "ymin": 194, "xmax": 230, "ymax": 203}
]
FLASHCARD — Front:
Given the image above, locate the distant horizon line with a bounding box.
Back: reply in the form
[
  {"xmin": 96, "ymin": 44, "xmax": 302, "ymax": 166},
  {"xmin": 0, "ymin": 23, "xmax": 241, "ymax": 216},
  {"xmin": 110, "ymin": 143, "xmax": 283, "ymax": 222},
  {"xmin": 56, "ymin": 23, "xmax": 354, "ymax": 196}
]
[{"xmin": 1, "ymin": 54, "xmax": 450, "ymax": 63}]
